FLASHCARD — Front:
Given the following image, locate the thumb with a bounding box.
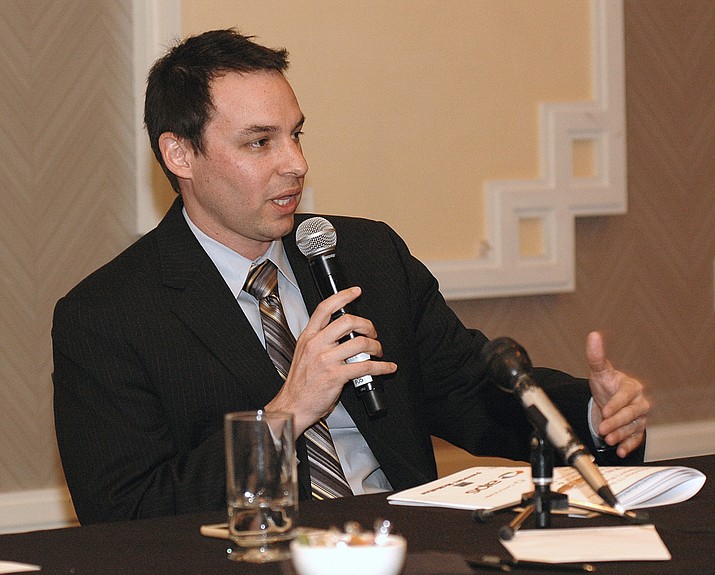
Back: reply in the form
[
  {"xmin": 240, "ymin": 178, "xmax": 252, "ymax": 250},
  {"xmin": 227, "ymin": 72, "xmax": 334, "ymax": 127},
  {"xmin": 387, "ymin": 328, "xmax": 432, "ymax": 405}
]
[{"xmin": 586, "ymin": 331, "xmax": 611, "ymax": 374}]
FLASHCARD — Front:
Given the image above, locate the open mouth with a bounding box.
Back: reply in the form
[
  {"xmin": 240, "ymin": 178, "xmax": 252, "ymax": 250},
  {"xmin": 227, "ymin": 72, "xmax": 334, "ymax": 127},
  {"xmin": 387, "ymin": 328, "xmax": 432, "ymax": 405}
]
[{"xmin": 272, "ymin": 190, "xmax": 301, "ymax": 208}]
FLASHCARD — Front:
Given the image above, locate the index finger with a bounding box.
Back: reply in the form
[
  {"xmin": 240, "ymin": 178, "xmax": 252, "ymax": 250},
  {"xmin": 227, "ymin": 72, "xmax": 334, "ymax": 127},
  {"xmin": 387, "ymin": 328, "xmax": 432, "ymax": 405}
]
[{"xmin": 304, "ymin": 287, "xmax": 363, "ymax": 333}]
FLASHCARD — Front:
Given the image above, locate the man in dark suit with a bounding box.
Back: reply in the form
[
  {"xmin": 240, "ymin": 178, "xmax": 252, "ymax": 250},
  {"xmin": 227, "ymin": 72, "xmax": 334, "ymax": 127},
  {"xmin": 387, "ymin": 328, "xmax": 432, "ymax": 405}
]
[{"xmin": 52, "ymin": 29, "xmax": 650, "ymax": 525}]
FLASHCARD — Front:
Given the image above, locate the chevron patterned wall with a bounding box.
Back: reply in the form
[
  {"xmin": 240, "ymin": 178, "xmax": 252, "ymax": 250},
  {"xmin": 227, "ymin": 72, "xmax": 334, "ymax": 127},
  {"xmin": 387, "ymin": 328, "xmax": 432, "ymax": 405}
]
[
  {"xmin": 451, "ymin": 1, "xmax": 715, "ymax": 427},
  {"xmin": 0, "ymin": 1, "xmax": 136, "ymax": 494},
  {"xmin": 0, "ymin": 0, "xmax": 712, "ymax": 509}
]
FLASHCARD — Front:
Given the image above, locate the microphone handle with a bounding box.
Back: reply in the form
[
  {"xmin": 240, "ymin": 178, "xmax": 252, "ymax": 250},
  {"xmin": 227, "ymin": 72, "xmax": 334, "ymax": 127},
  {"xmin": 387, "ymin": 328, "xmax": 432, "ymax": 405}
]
[{"xmin": 307, "ymin": 253, "xmax": 386, "ymax": 417}]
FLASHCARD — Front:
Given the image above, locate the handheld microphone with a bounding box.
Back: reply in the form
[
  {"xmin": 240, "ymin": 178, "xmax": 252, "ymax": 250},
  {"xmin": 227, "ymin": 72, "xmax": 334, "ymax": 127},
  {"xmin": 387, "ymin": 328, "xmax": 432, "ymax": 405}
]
[
  {"xmin": 295, "ymin": 217, "xmax": 386, "ymax": 417},
  {"xmin": 480, "ymin": 337, "xmax": 625, "ymax": 514}
]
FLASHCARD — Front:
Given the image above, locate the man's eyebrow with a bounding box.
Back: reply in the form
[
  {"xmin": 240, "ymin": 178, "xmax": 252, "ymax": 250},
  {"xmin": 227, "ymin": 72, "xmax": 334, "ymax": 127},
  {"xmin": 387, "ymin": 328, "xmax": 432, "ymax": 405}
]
[
  {"xmin": 239, "ymin": 124, "xmax": 278, "ymax": 136},
  {"xmin": 239, "ymin": 116, "xmax": 305, "ymax": 137}
]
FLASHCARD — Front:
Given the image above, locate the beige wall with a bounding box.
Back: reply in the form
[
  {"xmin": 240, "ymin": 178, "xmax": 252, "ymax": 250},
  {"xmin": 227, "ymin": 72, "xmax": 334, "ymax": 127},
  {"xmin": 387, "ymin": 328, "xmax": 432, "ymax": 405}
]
[
  {"xmin": 182, "ymin": 1, "xmax": 592, "ymax": 261},
  {"xmin": 178, "ymin": 1, "xmax": 714, "ymax": 427},
  {"xmin": 0, "ymin": 1, "xmax": 136, "ymax": 499}
]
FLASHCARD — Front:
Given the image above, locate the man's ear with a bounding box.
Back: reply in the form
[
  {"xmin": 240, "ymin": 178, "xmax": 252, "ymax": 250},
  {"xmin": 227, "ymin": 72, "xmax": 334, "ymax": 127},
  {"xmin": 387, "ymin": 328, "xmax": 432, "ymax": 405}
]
[{"xmin": 159, "ymin": 133, "xmax": 193, "ymax": 180}]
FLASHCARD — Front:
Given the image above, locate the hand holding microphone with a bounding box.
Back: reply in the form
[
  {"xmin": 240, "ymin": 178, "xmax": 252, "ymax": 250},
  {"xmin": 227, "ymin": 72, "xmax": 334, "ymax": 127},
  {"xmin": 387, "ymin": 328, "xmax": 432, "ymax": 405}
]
[{"xmin": 296, "ymin": 217, "xmax": 387, "ymax": 417}]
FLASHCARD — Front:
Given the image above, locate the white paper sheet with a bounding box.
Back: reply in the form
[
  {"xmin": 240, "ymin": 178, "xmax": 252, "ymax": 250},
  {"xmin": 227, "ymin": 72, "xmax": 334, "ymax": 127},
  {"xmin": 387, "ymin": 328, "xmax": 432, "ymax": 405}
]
[{"xmin": 500, "ymin": 524, "xmax": 671, "ymax": 563}]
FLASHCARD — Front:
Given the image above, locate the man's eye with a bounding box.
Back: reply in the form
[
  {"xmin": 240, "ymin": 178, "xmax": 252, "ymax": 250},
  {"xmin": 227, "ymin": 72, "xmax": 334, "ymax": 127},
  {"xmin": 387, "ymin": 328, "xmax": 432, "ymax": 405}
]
[
  {"xmin": 292, "ymin": 130, "xmax": 304, "ymax": 141},
  {"xmin": 249, "ymin": 138, "xmax": 269, "ymax": 148}
]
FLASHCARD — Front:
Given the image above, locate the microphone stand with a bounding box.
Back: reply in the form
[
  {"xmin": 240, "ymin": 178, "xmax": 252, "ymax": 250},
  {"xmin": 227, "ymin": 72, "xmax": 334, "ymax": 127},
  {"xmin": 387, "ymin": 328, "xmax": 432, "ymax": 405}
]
[
  {"xmin": 483, "ymin": 432, "xmax": 648, "ymax": 540},
  {"xmin": 499, "ymin": 432, "xmax": 568, "ymax": 540}
]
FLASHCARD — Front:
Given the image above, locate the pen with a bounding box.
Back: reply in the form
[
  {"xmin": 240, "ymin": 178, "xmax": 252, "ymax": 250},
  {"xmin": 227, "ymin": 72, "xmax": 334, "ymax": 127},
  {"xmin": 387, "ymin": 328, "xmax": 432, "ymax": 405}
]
[
  {"xmin": 567, "ymin": 499, "xmax": 649, "ymax": 524},
  {"xmin": 467, "ymin": 555, "xmax": 595, "ymax": 573}
]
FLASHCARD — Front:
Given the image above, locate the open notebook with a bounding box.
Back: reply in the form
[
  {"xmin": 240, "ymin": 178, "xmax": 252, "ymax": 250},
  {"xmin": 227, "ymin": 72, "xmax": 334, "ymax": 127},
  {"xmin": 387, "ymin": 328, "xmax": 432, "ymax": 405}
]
[{"xmin": 387, "ymin": 465, "xmax": 706, "ymax": 511}]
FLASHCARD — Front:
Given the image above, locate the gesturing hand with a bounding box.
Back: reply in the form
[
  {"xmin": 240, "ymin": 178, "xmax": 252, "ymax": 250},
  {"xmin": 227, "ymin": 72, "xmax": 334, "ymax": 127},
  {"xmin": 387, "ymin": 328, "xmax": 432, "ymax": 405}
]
[{"xmin": 586, "ymin": 331, "xmax": 650, "ymax": 458}]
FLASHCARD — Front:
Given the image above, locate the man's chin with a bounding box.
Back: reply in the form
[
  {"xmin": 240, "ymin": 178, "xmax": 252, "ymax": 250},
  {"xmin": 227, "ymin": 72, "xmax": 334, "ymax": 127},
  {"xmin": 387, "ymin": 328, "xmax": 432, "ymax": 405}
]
[{"xmin": 273, "ymin": 214, "xmax": 297, "ymax": 239}]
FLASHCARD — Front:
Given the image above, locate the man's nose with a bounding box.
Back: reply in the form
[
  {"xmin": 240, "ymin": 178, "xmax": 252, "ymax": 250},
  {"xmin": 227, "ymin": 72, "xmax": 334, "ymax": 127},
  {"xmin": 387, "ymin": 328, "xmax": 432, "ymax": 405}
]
[{"xmin": 280, "ymin": 139, "xmax": 309, "ymax": 178}]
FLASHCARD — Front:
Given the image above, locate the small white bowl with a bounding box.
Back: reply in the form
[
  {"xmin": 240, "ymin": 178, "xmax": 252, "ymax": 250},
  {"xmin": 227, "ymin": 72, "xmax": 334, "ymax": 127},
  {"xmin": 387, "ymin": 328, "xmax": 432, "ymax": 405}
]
[{"xmin": 290, "ymin": 532, "xmax": 407, "ymax": 575}]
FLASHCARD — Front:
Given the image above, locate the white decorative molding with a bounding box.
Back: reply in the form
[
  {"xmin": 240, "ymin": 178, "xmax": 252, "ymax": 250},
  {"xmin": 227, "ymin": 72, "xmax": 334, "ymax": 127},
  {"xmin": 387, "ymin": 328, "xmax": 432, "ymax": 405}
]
[
  {"xmin": 133, "ymin": 0, "xmax": 182, "ymax": 236},
  {"xmin": 429, "ymin": 0, "xmax": 627, "ymax": 299}
]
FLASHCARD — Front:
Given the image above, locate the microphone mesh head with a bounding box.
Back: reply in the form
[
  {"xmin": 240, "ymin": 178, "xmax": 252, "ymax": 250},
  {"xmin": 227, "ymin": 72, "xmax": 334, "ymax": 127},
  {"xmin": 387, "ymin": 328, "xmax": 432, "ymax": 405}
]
[
  {"xmin": 295, "ymin": 217, "xmax": 337, "ymax": 257},
  {"xmin": 479, "ymin": 337, "xmax": 533, "ymax": 393}
]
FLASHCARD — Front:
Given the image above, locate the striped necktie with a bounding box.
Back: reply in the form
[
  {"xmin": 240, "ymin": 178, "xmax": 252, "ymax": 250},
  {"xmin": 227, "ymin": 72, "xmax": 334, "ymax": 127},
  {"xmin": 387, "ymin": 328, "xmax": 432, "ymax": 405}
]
[{"xmin": 244, "ymin": 260, "xmax": 353, "ymax": 499}]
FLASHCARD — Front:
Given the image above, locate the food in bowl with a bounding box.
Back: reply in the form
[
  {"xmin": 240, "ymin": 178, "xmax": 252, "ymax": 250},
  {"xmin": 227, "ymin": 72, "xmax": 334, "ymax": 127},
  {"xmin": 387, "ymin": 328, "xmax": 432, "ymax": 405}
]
[{"xmin": 290, "ymin": 524, "xmax": 407, "ymax": 575}]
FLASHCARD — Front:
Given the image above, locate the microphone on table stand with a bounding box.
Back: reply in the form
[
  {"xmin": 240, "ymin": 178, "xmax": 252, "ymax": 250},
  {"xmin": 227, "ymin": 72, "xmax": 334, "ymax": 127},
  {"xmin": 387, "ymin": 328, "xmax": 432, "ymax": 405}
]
[{"xmin": 480, "ymin": 337, "xmax": 626, "ymax": 515}]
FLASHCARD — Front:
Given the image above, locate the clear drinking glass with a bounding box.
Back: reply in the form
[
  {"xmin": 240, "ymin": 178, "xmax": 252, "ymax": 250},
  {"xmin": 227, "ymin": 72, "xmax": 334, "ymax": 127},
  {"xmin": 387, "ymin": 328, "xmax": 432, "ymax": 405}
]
[{"xmin": 224, "ymin": 410, "xmax": 298, "ymax": 563}]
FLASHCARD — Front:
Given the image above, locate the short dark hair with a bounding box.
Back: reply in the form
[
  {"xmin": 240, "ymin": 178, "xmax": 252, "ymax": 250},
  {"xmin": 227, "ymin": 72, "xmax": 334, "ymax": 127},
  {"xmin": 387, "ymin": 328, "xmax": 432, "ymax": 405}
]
[{"xmin": 144, "ymin": 28, "xmax": 290, "ymax": 192}]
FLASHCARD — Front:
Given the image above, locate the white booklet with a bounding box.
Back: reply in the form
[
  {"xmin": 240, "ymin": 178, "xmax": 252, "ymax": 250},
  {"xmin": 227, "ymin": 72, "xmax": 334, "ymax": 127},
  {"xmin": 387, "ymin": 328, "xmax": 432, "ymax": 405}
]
[{"xmin": 387, "ymin": 465, "xmax": 706, "ymax": 511}]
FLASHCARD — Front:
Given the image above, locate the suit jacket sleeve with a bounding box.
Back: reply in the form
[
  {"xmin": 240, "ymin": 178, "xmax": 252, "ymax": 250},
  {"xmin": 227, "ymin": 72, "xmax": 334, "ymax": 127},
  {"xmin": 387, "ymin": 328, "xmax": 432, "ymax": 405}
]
[
  {"xmin": 52, "ymin": 200, "xmax": 281, "ymax": 524},
  {"xmin": 52, "ymin": 273, "xmax": 227, "ymax": 524}
]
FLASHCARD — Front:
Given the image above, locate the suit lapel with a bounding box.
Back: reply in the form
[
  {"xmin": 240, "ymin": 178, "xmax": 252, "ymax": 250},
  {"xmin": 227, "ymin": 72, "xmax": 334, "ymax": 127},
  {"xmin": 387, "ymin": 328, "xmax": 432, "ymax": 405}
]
[
  {"xmin": 288, "ymin": 216, "xmax": 436, "ymax": 487},
  {"xmin": 155, "ymin": 198, "xmax": 284, "ymax": 409}
]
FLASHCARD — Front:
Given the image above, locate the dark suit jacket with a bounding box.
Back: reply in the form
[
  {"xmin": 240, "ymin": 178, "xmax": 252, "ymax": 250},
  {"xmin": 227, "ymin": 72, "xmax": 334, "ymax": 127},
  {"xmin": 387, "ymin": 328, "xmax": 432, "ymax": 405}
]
[{"xmin": 53, "ymin": 197, "xmax": 643, "ymax": 524}]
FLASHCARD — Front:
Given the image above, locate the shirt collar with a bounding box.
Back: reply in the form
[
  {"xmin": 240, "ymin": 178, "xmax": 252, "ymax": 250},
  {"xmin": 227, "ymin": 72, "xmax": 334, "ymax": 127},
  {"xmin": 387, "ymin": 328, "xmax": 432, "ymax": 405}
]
[{"xmin": 182, "ymin": 207, "xmax": 299, "ymax": 298}]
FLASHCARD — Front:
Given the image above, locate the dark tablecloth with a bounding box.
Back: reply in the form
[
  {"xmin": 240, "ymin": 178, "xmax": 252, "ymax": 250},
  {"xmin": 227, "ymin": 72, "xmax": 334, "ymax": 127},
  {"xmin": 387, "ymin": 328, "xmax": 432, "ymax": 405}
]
[{"xmin": 0, "ymin": 456, "xmax": 712, "ymax": 575}]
